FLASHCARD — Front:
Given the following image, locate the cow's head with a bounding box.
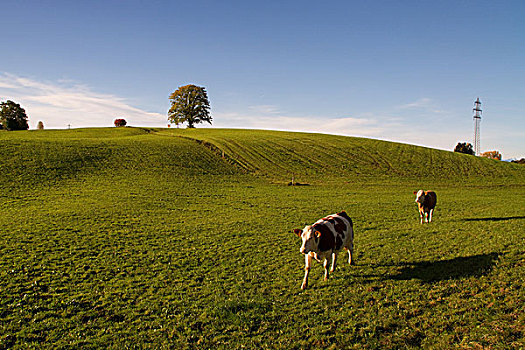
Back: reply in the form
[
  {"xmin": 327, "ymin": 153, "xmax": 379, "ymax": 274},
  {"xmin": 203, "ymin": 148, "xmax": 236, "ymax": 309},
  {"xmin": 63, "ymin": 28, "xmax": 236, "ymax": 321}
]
[
  {"xmin": 414, "ymin": 190, "xmax": 425, "ymax": 204},
  {"xmin": 293, "ymin": 225, "xmax": 320, "ymax": 254}
]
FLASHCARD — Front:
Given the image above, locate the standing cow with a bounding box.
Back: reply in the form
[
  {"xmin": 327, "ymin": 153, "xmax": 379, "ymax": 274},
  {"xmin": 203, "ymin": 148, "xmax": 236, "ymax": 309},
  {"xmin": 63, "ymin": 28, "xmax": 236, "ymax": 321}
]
[
  {"xmin": 293, "ymin": 211, "xmax": 354, "ymax": 290},
  {"xmin": 414, "ymin": 190, "xmax": 437, "ymax": 224}
]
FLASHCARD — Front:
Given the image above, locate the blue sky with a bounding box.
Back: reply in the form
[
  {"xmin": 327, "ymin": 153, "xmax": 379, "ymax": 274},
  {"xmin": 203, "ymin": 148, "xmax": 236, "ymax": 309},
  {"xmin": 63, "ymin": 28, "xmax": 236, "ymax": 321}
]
[{"xmin": 1, "ymin": 0, "xmax": 524, "ymax": 158}]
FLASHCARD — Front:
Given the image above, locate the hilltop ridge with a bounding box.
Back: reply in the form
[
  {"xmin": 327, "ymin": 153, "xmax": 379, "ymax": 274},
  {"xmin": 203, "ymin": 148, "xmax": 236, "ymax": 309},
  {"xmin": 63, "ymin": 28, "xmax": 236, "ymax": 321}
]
[{"xmin": 0, "ymin": 127, "xmax": 523, "ymax": 188}]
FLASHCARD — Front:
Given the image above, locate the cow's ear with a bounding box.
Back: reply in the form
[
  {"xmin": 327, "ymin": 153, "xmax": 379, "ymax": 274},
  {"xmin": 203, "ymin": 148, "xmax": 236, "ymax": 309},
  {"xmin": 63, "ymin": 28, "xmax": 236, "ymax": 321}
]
[
  {"xmin": 413, "ymin": 191, "xmax": 417, "ymax": 194},
  {"xmin": 293, "ymin": 229, "xmax": 302, "ymax": 236}
]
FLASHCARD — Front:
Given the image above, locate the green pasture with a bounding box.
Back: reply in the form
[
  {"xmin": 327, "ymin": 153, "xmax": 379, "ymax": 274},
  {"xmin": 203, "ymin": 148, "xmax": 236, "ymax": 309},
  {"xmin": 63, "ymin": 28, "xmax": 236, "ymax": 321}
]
[{"xmin": 0, "ymin": 128, "xmax": 523, "ymax": 349}]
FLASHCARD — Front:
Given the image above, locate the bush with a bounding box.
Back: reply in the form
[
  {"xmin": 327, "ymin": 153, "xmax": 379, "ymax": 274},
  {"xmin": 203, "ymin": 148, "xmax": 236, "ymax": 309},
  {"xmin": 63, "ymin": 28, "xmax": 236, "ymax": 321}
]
[
  {"xmin": 454, "ymin": 142, "xmax": 474, "ymax": 155},
  {"xmin": 480, "ymin": 150, "xmax": 502, "ymax": 160},
  {"xmin": 114, "ymin": 119, "xmax": 127, "ymax": 127},
  {"xmin": 37, "ymin": 121, "xmax": 44, "ymax": 130}
]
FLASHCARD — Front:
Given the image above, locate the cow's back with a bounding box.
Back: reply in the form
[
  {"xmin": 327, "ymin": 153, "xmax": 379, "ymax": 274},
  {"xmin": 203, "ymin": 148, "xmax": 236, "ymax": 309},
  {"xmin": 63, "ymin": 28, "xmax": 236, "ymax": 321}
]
[
  {"xmin": 313, "ymin": 211, "xmax": 353, "ymax": 252},
  {"xmin": 424, "ymin": 191, "xmax": 437, "ymax": 209}
]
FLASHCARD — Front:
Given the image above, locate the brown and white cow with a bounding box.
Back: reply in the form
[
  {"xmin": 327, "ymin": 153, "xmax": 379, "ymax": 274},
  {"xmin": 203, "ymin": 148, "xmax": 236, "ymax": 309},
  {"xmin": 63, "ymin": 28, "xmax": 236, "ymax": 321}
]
[
  {"xmin": 414, "ymin": 190, "xmax": 437, "ymax": 224},
  {"xmin": 293, "ymin": 211, "xmax": 354, "ymax": 290}
]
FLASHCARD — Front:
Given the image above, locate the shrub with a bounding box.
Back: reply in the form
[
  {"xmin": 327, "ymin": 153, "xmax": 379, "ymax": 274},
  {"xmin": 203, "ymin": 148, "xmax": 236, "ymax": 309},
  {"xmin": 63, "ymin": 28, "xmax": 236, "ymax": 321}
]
[
  {"xmin": 454, "ymin": 142, "xmax": 474, "ymax": 155},
  {"xmin": 114, "ymin": 119, "xmax": 127, "ymax": 127},
  {"xmin": 480, "ymin": 150, "xmax": 502, "ymax": 160}
]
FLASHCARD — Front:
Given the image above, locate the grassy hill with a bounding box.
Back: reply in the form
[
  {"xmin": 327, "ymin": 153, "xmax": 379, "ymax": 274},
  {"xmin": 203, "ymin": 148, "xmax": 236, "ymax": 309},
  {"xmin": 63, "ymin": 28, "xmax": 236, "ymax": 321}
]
[
  {"xmin": 160, "ymin": 128, "xmax": 523, "ymax": 182},
  {"xmin": 1, "ymin": 127, "xmax": 522, "ymax": 188},
  {"xmin": 0, "ymin": 128, "xmax": 523, "ymax": 349}
]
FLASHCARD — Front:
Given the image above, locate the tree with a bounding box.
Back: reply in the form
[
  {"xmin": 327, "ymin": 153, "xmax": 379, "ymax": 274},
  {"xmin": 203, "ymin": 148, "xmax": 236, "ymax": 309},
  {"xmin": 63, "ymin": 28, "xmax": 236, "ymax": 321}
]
[
  {"xmin": 168, "ymin": 85, "xmax": 211, "ymax": 128},
  {"xmin": 37, "ymin": 121, "xmax": 44, "ymax": 130},
  {"xmin": 114, "ymin": 118, "xmax": 127, "ymax": 127},
  {"xmin": 454, "ymin": 142, "xmax": 475, "ymax": 155},
  {"xmin": 0, "ymin": 100, "xmax": 29, "ymax": 131},
  {"xmin": 481, "ymin": 150, "xmax": 502, "ymax": 160}
]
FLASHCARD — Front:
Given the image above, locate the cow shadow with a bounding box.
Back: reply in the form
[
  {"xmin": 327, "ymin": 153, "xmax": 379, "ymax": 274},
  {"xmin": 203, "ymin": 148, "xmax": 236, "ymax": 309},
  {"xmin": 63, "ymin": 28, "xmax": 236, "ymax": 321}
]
[
  {"xmin": 389, "ymin": 253, "xmax": 500, "ymax": 283},
  {"xmin": 462, "ymin": 216, "xmax": 525, "ymax": 222}
]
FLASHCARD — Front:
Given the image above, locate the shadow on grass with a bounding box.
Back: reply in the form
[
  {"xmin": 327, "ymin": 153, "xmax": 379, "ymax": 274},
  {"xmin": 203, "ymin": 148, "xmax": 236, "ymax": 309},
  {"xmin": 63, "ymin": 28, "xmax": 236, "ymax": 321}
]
[
  {"xmin": 463, "ymin": 216, "xmax": 525, "ymax": 222},
  {"xmin": 390, "ymin": 253, "xmax": 500, "ymax": 282}
]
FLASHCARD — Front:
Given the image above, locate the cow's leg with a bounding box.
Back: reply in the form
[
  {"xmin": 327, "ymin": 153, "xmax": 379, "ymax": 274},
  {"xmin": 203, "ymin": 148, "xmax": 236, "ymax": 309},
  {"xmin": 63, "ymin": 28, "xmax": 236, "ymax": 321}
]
[
  {"xmin": 301, "ymin": 254, "xmax": 312, "ymax": 290},
  {"xmin": 429, "ymin": 209, "xmax": 434, "ymax": 222},
  {"xmin": 330, "ymin": 251, "xmax": 337, "ymax": 273},
  {"xmin": 419, "ymin": 210, "xmax": 424, "ymax": 224},
  {"xmin": 323, "ymin": 257, "xmax": 331, "ymax": 281},
  {"xmin": 425, "ymin": 211, "xmax": 429, "ymax": 223},
  {"xmin": 348, "ymin": 240, "xmax": 354, "ymax": 265}
]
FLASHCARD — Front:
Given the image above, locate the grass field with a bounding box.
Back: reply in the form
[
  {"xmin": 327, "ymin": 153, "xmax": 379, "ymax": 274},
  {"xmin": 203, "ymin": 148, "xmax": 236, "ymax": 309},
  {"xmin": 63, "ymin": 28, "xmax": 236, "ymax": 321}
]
[{"xmin": 0, "ymin": 127, "xmax": 523, "ymax": 349}]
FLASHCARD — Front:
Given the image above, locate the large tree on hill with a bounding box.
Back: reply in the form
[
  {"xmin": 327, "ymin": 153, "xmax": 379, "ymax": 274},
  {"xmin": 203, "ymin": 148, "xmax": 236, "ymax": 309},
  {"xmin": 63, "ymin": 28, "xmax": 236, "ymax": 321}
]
[
  {"xmin": 0, "ymin": 100, "xmax": 29, "ymax": 131},
  {"xmin": 454, "ymin": 142, "xmax": 475, "ymax": 155},
  {"xmin": 168, "ymin": 85, "xmax": 211, "ymax": 128}
]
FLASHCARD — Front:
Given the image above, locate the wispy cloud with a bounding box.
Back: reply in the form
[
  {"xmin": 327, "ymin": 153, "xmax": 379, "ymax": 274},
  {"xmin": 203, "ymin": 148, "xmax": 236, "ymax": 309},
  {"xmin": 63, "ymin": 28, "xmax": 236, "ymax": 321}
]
[
  {"xmin": 396, "ymin": 97, "xmax": 448, "ymax": 115},
  {"xmin": 397, "ymin": 98, "xmax": 433, "ymax": 109},
  {"xmin": 248, "ymin": 105, "xmax": 282, "ymax": 115},
  {"xmin": 0, "ymin": 73, "xmax": 166, "ymax": 129}
]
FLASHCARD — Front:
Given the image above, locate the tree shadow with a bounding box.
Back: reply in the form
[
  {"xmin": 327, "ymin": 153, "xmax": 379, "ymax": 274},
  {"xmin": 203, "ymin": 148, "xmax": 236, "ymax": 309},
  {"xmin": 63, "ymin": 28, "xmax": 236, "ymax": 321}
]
[
  {"xmin": 390, "ymin": 253, "xmax": 500, "ymax": 283},
  {"xmin": 463, "ymin": 216, "xmax": 525, "ymax": 222}
]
